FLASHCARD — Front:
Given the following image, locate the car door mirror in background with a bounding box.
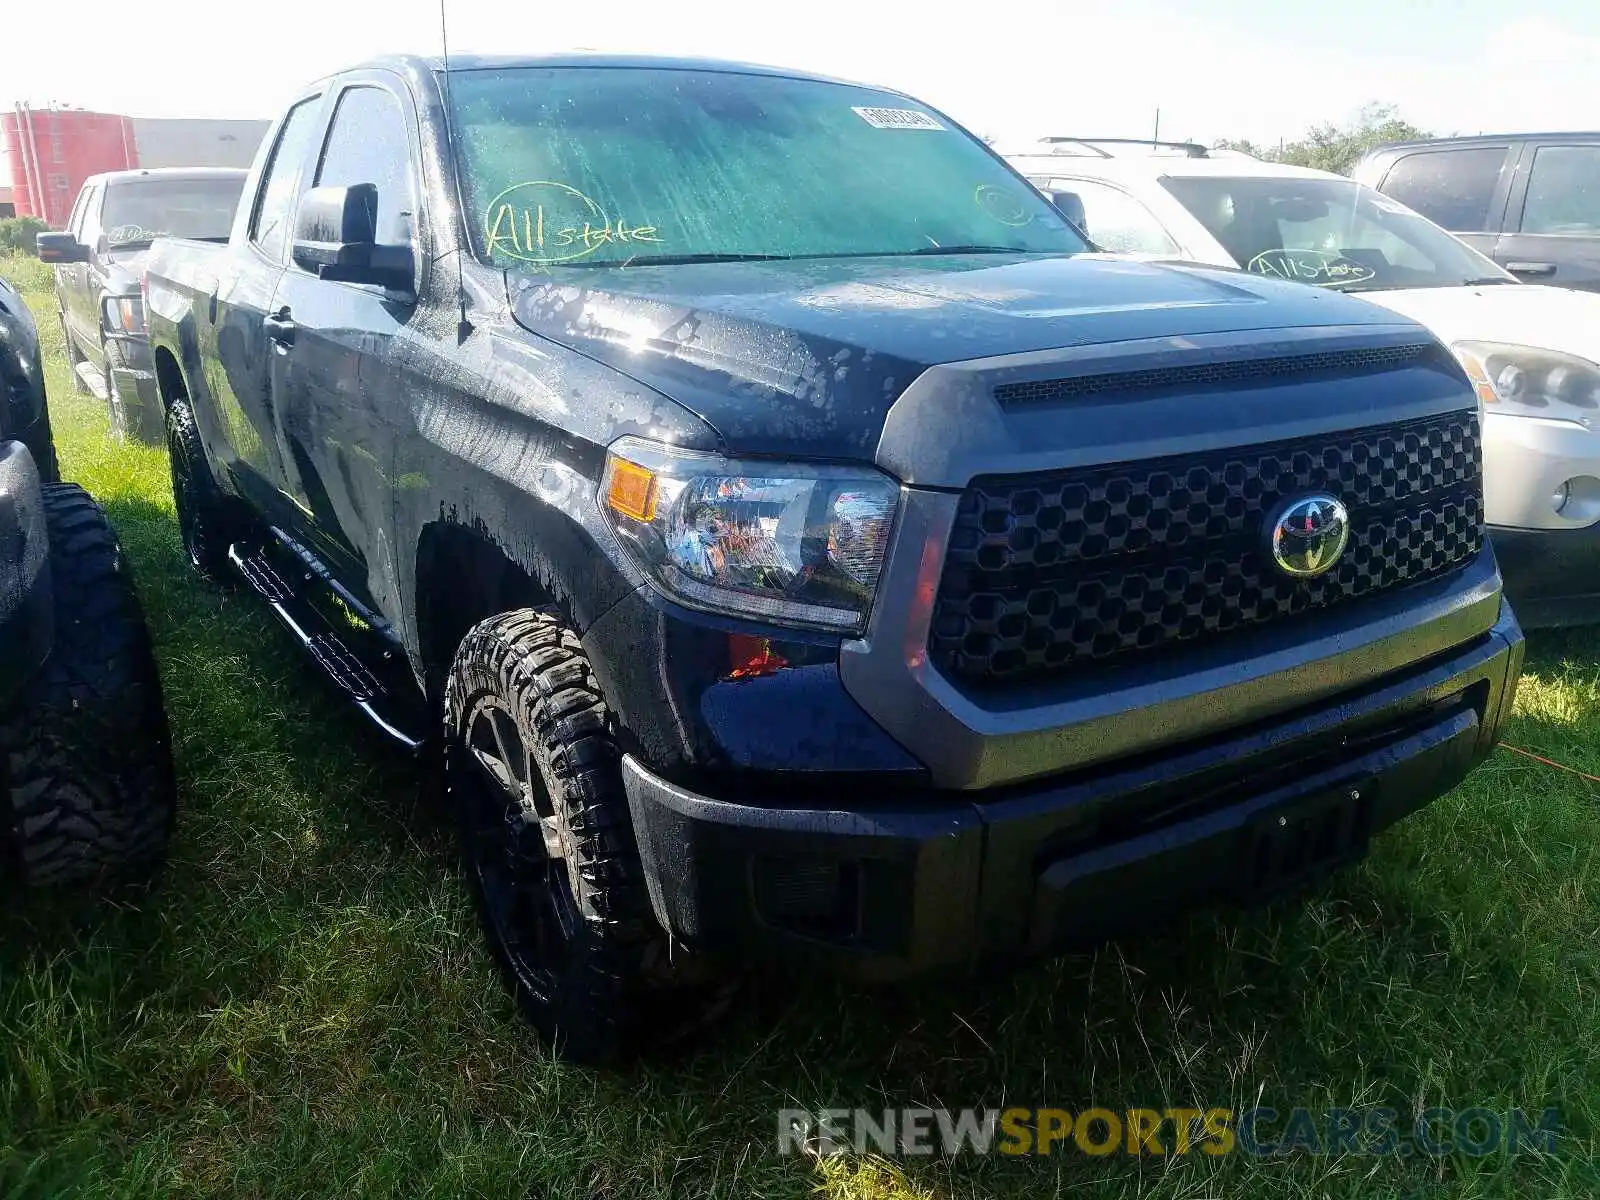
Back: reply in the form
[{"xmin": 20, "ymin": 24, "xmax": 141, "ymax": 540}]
[
  {"xmin": 291, "ymin": 183, "xmax": 414, "ymax": 292},
  {"xmin": 1048, "ymin": 191, "xmax": 1088, "ymax": 233},
  {"xmin": 34, "ymin": 232, "xmax": 89, "ymax": 264}
]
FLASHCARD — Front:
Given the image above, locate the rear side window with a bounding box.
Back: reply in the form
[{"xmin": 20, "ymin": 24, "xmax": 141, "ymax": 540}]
[
  {"xmin": 314, "ymin": 86, "xmax": 417, "ymax": 247},
  {"xmin": 1048, "ymin": 178, "xmax": 1179, "ymax": 255},
  {"xmin": 1379, "ymin": 147, "xmax": 1507, "ymax": 232},
  {"xmin": 251, "ymin": 98, "xmax": 325, "ymax": 261},
  {"xmin": 1519, "ymin": 145, "xmax": 1600, "ymax": 236}
]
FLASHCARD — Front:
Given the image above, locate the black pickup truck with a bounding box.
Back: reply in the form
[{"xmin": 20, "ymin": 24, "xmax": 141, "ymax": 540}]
[
  {"xmin": 1, "ymin": 274, "xmax": 175, "ymax": 891},
  {"xmin": 144, "ymin": 55, "xmax": 1524, "ymax": 1062},
  {"xmin": 36, "ymin": 168, "xmax": 247, "ymax": 444}
]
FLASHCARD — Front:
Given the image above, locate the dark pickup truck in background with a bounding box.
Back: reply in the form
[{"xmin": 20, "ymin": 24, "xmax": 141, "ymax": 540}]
[
  {"xmin": 144, "ymin": 54, "xmax": 1523, "ymax": 1062},
  {"xmin": 1356, "ymin": 133, "xmax": 1600, "ymax": 293},
  {"xmin": 36, "ymin": 167, "xmax": 247, "ymax": 443}
]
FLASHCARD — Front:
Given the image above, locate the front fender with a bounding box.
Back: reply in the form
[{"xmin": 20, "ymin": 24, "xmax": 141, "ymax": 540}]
[{"xmin": 392, "ymin": 314, "xmax": 723, "ymax": 693}]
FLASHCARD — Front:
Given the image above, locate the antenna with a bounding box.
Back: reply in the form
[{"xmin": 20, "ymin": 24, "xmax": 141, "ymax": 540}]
[{"xmin": 438, "ymin": 0, "xmax": 472, "ymax": 341}]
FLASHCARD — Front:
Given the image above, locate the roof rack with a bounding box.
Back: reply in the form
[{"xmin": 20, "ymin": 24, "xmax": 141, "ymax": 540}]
[{"xmin": 1036, "ymin": 137, "xmax": 1211, "ymax": 159}]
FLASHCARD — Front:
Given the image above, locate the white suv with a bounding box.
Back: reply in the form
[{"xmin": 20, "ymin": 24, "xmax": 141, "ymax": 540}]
[{"xmin": 1004, "ymin": 140, "xmax": 1600, "ymax": 626}]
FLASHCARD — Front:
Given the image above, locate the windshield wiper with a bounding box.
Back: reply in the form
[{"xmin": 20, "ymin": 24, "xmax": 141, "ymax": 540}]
[
  {"xmin": 1462, "ymin": 276, "xmax": 1517, "ymax": 286},
  {"xmin": 1325, "ymin": 281, "xmax": 1396, "ymax": 293},
  {"xmin": 905, "ymin": 244, "xmax": 1031, "ymax": 255},
  {"xmin": 581, "ymin": 252, "xmax": 793, "ymax": 267}
]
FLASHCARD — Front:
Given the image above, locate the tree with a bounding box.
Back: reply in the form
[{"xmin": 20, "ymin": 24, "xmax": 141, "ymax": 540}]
[
  {"xmin": 1213, "ymin": 104, "xmax": 1431, "ymax": 176},
  {"xmin": 0, "ymin": 216, "xmax": 50, "ymax": 256}
]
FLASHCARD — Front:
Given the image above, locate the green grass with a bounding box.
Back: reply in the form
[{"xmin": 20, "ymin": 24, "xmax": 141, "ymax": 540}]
[{"xmin": 1, "ymin": 260, "xmax": 1597, "ymax": 1198}]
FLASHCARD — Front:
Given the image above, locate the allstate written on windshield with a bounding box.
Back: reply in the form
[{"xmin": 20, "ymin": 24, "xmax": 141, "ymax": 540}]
[{"xmin": 483, "ymin": 180, "xmax": 663, "ymax": 265}]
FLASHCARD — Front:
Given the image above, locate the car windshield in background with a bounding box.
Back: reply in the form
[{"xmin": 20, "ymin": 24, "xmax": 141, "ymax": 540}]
[
  {"xmin": 102, "ymin": 177, "xmax": 245, "ymax": 248},
  {"xmin": 1160, "ymin": 175, "xmax": 1509, "ymax": 292},
  {"xmin": 447, "ymin": 67, "xmax": 1088, "ymax": 268}
]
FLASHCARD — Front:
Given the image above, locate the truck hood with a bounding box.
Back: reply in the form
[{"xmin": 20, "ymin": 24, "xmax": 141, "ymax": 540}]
[
  {"xmin": 1353, "ymin": 283, "xmax": 1600, "ymax": 365},
  {"xmin": 508, "ymin": 253, "xmax": 1418, "ymax": 459}
]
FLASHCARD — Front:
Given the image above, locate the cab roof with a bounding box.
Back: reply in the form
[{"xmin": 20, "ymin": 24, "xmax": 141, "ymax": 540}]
[
  {"xmin": 1003, "ymin": 150, "xmax": 1350, "ymax": 185},
  {"xmin": 1370, "ymin": 131, "xmax": 1600, "ymax": 154},
  {"xmin": 83, "ymin": 166, "xmax": 248, "ymax": 187},
  {"xmin": 354, "ymin": 52, "xmax": 872, "ymax": 90}
]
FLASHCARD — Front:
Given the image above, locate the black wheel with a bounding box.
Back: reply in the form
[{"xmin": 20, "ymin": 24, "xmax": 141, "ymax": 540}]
[
  {"xmin": 1, "ymin": 484, "xmax": 177, "ymax": 889},
  {"xmin": 165, "ymin": 397, "xmax": 237, "ymax": 580},
  {"xmin": 445, "ymin": 610, "xmax": 676, "ymax": 1063}
]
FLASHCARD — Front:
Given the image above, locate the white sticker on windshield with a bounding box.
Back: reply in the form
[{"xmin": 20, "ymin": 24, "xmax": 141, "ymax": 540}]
[{"xmin": 852, "ymin": 106, "xmax": 945, "ymax": 131}]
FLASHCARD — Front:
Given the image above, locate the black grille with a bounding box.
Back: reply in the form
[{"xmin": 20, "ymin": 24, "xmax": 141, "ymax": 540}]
[
  {"xmin": 993, "ymin": 344, "xmax": 1433, "ymax": 408},
  {"xmin": 930, "ymin": 411, "xmax": 1483, "ymax": 685}
]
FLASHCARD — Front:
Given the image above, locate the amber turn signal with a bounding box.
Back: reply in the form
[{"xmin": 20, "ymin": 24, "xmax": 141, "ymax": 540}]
[
  {"xmin": 1458, "ymin": 353, "xmax": 1500, "ymax": 408},
  {"xmin": 606, "ymin": 458, "xmax": 658, "ymax": 522}
]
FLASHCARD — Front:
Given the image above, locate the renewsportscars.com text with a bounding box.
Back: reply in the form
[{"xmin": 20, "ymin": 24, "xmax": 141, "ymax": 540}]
[{"xmin": 777, "ymin": 1105, "xmax": 1561, "ymax": 1158}]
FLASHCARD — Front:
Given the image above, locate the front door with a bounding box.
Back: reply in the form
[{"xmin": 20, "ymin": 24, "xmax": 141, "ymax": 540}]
[
  {"xmin": 204, "ymin": 94, "xmax": 328, "ymax": 520},
  {"xmin": 264, "ymin": 79, "xmax": 421, "ymax": 607},
  {"xmin": 60, "ymin": 184, "xmax": 100, "ymax": 357}
]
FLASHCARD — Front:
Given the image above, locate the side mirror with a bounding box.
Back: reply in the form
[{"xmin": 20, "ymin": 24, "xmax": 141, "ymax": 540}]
[
  {"xmin": 291, "ymin": 183, "xmax": 413, "ymax": 290},
  {"xmin": 1048, "ymin": 191, "xmax": 1087, "ymax": 233},
  {"xmin": 35, "ymin": 231, "xmax": 89, "ymax": 264}
]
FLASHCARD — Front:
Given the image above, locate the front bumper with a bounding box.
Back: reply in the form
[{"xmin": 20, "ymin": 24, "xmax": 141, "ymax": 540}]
[
  {"xmin": 622, "ymin": 602, "xmax": 1523, "ymax": 981},
  {"xmin": 1489, "ymin": 524, "xmax": 1600, "ymax": 627},
  {"xmin": 106, "ymin": 338, "xmax": 161, "ymax": 443},
  {"xmin": 1482, "ymin": 411, "xmax": 1600, "ymax": 530}
]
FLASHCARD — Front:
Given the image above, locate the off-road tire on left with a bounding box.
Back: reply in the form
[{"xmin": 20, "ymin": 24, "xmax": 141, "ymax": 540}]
[{"xmin": 0, "ymin": 484, "xmax": 177, "ymax": 889}]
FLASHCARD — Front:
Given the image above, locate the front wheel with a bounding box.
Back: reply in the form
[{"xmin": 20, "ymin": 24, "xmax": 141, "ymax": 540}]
[{"xmin": 445, "ymin": 610, "xmax": 675, "ymax": 1064}]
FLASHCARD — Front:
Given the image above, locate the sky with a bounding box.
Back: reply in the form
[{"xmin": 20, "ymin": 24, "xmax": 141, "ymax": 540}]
[{"xmin": 3, "ymin": 0, "xmax": 1599, "ymax": 185}]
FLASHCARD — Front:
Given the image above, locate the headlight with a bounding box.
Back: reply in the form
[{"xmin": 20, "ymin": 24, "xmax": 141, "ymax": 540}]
[
  {"xmin": 600, "ymin": 437, "xmax": 899, "ymax": 633},
  {"xmin": 1454, "ymin": 341, "xmax": 1600, "ymax": 426},
  {"xmin": 100, "ymin": 295, "xmax": 145, "ymax": 338}
]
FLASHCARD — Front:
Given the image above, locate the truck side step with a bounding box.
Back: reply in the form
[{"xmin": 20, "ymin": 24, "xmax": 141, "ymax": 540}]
[
  {"xmin": 306, "ymin": 633, "xmax": 384, "ymax": 702},
  {"xmin": 74, "ymin": 360, "xmax": 109, "ymax": 402},
  {"xmin": 234, "ymin": 547, "xmax": 296, "ymax": 604},
  {"xmin": 227, "ymin": 541, "xmax": 427, "ymax": 753}
]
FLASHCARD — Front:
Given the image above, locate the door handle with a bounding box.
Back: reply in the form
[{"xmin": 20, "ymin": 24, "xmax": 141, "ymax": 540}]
[
  {"xmin": 264, "ymin": 309, "xmax": 297, "ymax": 345},
  {"xmin": 1506, "ymin": 261, "xmax": 1557, "ymax": 277}
]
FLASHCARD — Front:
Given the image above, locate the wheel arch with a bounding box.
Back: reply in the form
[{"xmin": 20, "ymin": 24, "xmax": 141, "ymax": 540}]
[
  {"xmin": 415, "ymin": 518, "xmax": 589, "ymax": 702},
  {"xmin": 152, "ymin": 343, "xmax": 188, "ymax": 412}
]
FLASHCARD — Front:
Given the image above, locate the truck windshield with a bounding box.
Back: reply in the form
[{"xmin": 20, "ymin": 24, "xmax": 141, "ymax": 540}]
[
  {"xmin": 447, "ymin": 66, "xmax": 1087, "ymax": 268},
  {"xmin": 102, "ymin": 177, "xmax": 245, "ymax": 248},
  {"xmin": 1161, "ymin": 175, "xmax": 1512, "ymax": 291}
]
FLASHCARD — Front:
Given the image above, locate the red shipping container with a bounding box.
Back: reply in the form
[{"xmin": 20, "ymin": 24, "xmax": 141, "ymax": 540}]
[{"xmin": 2, "ymin": 106, "xmax": 136, "ymax": 226}]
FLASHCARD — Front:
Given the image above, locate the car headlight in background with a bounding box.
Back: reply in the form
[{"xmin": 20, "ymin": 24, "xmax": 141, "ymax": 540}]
[
  {"xmin": 1454, "ymin": 341, "xmax": 1600, "ymax": 426},
  {"xmin": 100, "ymin": 295, "xmax": 146, "ymax": 339},
  {"xmin": 600, "ymin": 437, "xmax": 899, "ymax": 633}
]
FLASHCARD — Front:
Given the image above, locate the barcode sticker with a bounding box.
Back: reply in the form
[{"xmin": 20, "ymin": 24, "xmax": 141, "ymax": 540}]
[{"xmin": 852, "ymin": 106, "xmax": 945, "ymax": 131}]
